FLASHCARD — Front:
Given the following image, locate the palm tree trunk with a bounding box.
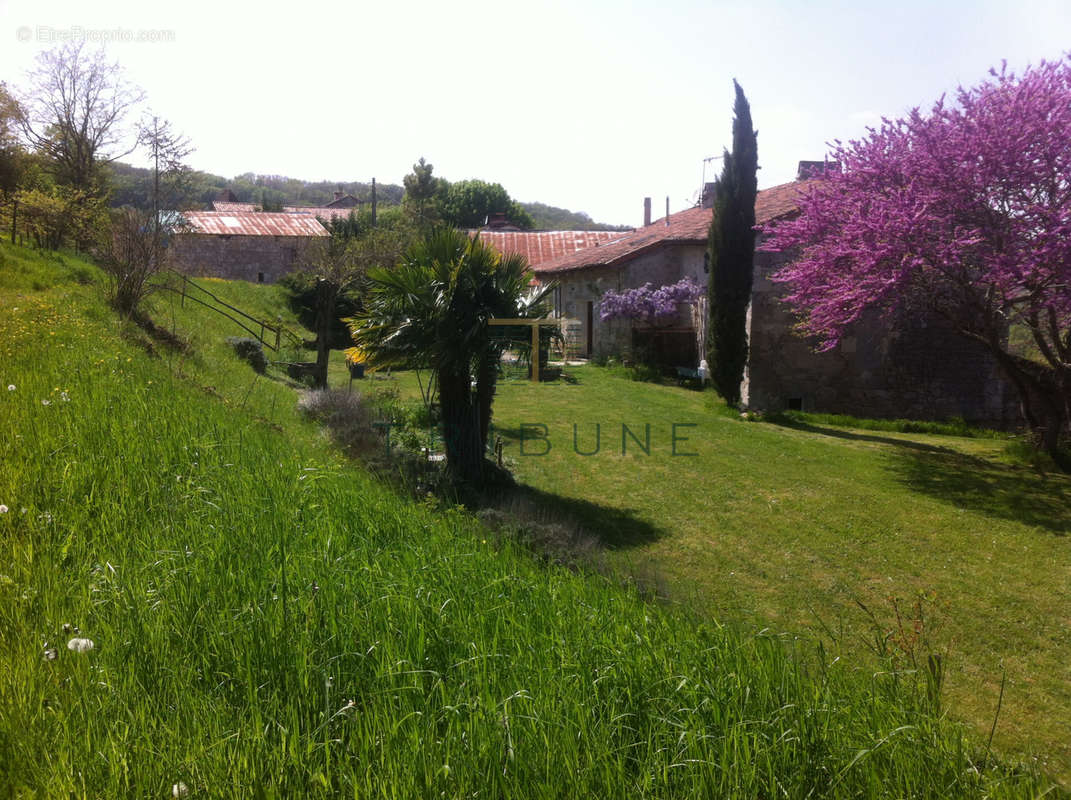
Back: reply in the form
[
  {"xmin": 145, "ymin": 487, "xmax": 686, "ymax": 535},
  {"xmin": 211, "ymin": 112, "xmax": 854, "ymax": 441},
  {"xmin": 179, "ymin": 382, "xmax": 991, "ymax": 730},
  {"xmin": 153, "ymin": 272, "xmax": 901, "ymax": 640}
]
[
  {"xmin": 438, "ymin": 367, "xmax": 484, "ymax": 484},
  {"xmin": 476, "ymin": 348, "xmax": 499, "ymax": 451}
]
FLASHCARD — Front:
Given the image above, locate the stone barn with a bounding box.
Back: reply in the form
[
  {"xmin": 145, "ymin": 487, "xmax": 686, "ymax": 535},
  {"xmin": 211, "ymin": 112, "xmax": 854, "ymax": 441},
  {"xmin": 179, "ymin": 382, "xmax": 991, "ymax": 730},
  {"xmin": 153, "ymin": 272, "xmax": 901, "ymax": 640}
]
[
  {"xmin": 169, "ymin": 211, "xmax": 328, "ymax": 284},
  {"xmin": 532, "ymin": 164, "xmax": 1019, "ymax": 426}
]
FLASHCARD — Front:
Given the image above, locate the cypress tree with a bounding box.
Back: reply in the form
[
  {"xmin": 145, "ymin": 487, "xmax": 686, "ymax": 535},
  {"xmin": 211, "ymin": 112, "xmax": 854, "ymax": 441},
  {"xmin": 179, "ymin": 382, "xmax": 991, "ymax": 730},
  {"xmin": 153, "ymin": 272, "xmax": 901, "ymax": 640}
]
[{"xmin": 707, "ymin": 80, "xmax": 758, "ymax": 406}]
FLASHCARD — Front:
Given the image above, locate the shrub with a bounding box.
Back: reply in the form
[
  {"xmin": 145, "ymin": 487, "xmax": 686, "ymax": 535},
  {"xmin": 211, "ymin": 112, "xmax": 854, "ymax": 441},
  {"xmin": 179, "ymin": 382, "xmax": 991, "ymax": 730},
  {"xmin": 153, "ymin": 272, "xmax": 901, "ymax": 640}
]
[
  {"xmin": 225, "ymin": 336, "xmax": 268, "ymax": 374},
  {"xmin": 296, "ymin": 388, "xmax": 378, "ymax": 453}
]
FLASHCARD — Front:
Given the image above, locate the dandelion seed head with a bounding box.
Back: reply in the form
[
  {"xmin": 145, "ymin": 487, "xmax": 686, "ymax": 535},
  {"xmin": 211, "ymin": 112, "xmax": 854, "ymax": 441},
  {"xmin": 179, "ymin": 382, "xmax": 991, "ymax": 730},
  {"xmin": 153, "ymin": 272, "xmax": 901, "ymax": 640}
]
[
  {"xmin": 43, "ymin": 647, "xmax": 58, "ymax": 661},
  {"xmin": 67, "ymin": 637, "xmax": 94, "ymax": 653},
  {"xmin": 172, "ymin": 781, "xmax": 190, "ymax": 798},
  {"xmin": 0, "ymin": 505, "xmax": 8, "ymax": 514},
  {"xmin": 41, "ymin": 399, "xmax": 50, "ymax": 406},
  {"xmin": 6, "ymin": 385, "xmax": 14, "ymax": 391}
]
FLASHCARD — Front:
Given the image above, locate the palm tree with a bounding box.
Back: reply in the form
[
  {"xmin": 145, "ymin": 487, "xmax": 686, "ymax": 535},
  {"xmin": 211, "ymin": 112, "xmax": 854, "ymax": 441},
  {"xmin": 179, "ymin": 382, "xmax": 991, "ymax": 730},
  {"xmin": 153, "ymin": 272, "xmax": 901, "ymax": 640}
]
[{"xmin": 348, "ymin": 228, "xmax": 553, "ymax": 485}]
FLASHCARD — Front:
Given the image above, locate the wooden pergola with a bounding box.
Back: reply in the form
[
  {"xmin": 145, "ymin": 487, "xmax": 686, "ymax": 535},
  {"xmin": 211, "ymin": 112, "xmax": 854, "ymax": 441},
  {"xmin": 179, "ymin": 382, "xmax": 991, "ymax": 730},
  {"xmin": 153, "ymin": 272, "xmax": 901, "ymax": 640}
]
[{"xmin": 488, "ymin": 318, "xmax": 560, "ymax": 382}]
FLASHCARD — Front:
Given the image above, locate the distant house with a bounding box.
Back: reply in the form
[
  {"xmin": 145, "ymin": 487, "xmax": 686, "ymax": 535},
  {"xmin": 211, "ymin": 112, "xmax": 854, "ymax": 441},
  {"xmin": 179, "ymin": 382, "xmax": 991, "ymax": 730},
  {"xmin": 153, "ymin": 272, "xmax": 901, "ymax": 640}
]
[
  {"xmin": 169, "ymin": 211, "xmax": 328, "ymax": 284},
  {"xmin": 532, "ymin": 163, "xmax": 1018, "ymax": 425},
  {"xmin": 285, "ymin": 191, "xmax": 364, "ymax": 221},
  {"xmin": 211, "ymin": 201, "xmax": 257, "ymax": 213},
  {"xmin": 323, "ymin": 192, "xmax": 361, "ymax": 208}
]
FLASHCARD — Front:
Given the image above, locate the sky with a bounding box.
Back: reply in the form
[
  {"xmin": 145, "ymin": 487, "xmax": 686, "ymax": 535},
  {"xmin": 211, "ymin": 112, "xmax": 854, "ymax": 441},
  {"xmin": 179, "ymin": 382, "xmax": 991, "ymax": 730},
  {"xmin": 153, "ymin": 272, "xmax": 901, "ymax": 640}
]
[{"xmin": 1, "ymin": 0, "xmax": 1069, "ymax": 226}]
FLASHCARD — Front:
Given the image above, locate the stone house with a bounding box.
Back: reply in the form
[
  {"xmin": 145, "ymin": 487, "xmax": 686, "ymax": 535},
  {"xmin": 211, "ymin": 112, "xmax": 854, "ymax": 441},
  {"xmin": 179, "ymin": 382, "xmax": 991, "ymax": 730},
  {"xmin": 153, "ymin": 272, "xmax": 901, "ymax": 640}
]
[
  {"xmin": 531, "ymin": 164, "xmax": 1018, "ymax": 425},
  {"xmin": 169, "ymin": 211, "xmax": 328, "ymax": 284},
  {"xmin": 531, "ymin": 183, "xmax": 805, "ymax": 363}
]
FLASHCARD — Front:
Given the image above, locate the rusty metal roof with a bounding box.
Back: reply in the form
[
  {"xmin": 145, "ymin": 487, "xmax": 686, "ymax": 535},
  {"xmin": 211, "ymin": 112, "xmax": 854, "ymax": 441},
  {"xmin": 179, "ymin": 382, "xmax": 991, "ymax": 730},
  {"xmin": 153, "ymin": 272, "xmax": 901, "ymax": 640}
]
[
  {"xmin": 471, "ymin": 230, "xmax": 627, "ymax": 268},
  {"xmin": 180, "ymin": 211, "xmax": 329, "ymax": 237}
]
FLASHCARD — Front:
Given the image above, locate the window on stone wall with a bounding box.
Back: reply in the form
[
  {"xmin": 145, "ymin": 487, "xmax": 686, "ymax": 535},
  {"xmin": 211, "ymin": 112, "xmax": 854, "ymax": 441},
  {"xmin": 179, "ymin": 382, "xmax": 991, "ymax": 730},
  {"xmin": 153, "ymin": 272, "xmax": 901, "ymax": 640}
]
[
  {"xmin": 786, "ymin": 397, "xmax": 803, "ymax": 411},
  {"xmin": 258, "ymin": 272, "xmax": 265, "ymax": 283}
]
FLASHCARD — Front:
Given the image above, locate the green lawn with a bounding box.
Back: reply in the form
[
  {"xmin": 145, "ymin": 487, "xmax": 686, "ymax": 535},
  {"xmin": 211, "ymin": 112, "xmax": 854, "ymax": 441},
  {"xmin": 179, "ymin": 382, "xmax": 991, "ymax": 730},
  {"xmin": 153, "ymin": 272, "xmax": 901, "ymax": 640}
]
[
  {"xmin": 476, "ymin": 366, "xmax": 1071, "ymax": 781},
  {"xmin": 174, "ymin": 275, "xmax": 1071, "ymax": 782},
  {"xmin": 0, "ymin": 246, "xmax": 1064, "ymax": 796}
]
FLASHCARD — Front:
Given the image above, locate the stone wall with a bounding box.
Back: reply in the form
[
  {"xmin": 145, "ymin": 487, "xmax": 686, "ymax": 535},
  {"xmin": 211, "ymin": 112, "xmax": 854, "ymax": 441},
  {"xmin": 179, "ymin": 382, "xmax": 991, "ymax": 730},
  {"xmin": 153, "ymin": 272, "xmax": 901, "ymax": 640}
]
[
  {"xmin": 743, "ymin": 243, "xmax": 1021, "ymax": 426},
  {"xmin": 548, "ymin": 235, "xmax": 1021, "ymax": 426},
  {"xmin": 169, "ymin": 234, "xmax": 311, "ymax": 283}
]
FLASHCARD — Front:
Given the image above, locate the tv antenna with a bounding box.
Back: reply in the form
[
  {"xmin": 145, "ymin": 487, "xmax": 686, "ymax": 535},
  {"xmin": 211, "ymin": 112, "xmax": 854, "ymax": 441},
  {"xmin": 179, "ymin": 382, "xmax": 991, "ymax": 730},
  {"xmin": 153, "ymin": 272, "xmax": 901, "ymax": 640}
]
[{"xmin": 700, "ymin": 155, "xmax": 724, "ymax": 203}]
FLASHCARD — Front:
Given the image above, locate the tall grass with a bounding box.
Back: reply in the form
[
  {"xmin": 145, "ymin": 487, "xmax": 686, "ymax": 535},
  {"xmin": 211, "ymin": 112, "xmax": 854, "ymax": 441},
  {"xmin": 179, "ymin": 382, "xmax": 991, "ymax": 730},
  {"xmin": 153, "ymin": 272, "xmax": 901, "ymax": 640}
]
[{"xmin": 0, "ymin": 244, "xmax": 1055, "ymax": 797}]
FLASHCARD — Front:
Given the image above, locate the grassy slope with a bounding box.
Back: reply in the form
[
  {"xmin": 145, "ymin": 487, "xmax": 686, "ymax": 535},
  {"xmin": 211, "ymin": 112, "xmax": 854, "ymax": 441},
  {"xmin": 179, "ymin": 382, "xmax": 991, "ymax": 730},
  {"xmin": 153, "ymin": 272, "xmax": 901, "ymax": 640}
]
[
  {"xmin": 484, "ymin": 367, "xmax": 1071, "ymax": 782},
  {"xmin": 0, "ymin": 245, "xmax": 1059, "ymax": 797}
]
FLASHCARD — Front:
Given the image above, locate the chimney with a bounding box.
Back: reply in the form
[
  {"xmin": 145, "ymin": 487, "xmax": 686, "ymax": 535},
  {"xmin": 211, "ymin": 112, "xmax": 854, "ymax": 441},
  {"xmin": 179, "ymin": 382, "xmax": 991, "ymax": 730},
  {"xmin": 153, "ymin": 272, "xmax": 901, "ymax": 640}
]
[
  {"xmin": 796, "ymin": 160, "xmax": 840, "ymax": 180},
  {"xmin": 701, "ymin": 182, "xmax": 717, "ymax": 209},
  {"xmin": 487, "ymin": 212, "xmax": 508, "ymax": 228},
  {"xmin": 665, "ymin": 196, "xmax": 670, "ymax": 226},
  {"xmin": 334, "ymin": 190, "xmax": 343, "ymax": 201},
  {"xmin": 643, "ymin": 197, "xmax": 652, "ymax": 227}
]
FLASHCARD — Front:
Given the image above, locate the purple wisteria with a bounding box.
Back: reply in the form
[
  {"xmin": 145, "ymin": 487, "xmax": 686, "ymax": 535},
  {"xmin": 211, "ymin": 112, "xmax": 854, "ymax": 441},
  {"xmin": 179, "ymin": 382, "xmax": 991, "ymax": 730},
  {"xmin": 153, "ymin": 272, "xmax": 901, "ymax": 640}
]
[{"xmin": 600, "ymin": 277, "xmax": 704, "ymax": 324}]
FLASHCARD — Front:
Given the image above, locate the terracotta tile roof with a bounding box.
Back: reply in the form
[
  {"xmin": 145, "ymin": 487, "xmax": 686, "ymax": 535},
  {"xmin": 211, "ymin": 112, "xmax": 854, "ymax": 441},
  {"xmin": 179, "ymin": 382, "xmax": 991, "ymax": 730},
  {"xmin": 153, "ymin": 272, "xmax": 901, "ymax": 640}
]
[
  {"xmin": 283, "ymin": 206, "xmax": 360, "ymax": 221},
  {"xmin": 472, "ymin": 230, "xmax": 627, "ymax": 268},
  {"xmin": 533, "ymin": 181, "xmax": 811, "ymax": 274},
  {"xmin": 211, "ymin": 201, "xmax": 258, "ymax": 212},
  {"xmin": 179, "ymin": 211, "xmax": 329, "ymax": 237}
]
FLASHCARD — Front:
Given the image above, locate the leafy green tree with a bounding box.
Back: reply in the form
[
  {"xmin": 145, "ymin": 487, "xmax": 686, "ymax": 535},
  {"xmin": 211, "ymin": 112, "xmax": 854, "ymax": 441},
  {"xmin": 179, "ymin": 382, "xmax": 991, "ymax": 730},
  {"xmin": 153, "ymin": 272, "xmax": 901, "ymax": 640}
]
[
  {"xmin": 297, "ymin": 212, "xmax": 408, "ymax": 388},
  {"xmin": 0, "ymin": 82, "xmax": 27, "ymax": 242},
  {"xmin": 349, "ymin": 228, "xmax": 551, "ymax": 484},
  {"xmin": 402, "ymin": 157, "xmax": 441, "ymax": 232},
  {"xmin": 707, "ymin": 80, "xmax": 758, "ymax": 406},
  {"xmin": 17, "ymin": 184, "xmax": 107, "ymax": 251},
  {"xmin": 439, "ymin": 179, "xmax": 534, "ymax": 229}
]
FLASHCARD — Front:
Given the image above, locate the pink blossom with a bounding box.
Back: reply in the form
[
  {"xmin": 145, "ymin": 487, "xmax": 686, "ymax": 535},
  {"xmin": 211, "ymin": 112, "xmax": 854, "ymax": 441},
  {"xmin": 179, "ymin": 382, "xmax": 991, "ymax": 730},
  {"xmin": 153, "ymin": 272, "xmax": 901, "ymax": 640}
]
[{"xmin": 760, "ymin": 57, "xmax": 1071, "ymax": 359}]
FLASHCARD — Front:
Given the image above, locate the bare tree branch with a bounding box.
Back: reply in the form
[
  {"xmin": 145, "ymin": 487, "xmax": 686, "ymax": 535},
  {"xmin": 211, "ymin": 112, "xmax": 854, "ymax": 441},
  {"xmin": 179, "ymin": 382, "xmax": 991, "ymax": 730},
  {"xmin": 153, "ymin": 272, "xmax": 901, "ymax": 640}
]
[{"xmin": 19, "ymin": 41, "xmax": 145, "ymax": 194}]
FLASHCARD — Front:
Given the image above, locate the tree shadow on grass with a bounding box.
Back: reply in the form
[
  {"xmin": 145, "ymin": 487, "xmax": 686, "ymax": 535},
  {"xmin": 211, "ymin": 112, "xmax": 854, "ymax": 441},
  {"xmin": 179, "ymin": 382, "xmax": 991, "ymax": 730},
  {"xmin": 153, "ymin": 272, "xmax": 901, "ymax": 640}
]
[
  {"xmin": 767, "ymin": 419, "xmax": 959, "ymax": 455},
  {"xmin": 768, "ymin": 419, "xmax": 1071, "ymax": 535},
  {"xmin": 477, "ymin": 482, "xmax": 665, "ymax": 550},
  {"xmin": 886, "ymin": 448, "xmax": 1071, "ymax": 536}
]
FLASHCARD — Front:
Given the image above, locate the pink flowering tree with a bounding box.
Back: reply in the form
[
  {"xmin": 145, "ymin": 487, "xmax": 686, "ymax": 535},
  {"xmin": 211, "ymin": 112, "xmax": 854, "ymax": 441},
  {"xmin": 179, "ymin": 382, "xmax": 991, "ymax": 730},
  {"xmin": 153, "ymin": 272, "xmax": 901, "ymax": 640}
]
[
  {"xmin": 761, "ymin": 58, "xmax": 1071, "ymax": 457},
  {"xmin": 600, "ymin": 277, "xmax": 704, "ymax": 325}
]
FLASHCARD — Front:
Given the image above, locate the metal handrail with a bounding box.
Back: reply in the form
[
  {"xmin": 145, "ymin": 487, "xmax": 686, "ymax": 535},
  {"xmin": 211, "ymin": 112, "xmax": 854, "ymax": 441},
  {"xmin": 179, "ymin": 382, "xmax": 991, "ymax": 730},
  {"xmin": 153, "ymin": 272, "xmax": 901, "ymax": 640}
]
[{"xmin": 155, "ymin": 273, "xmax": 303, "ymax": 352}]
